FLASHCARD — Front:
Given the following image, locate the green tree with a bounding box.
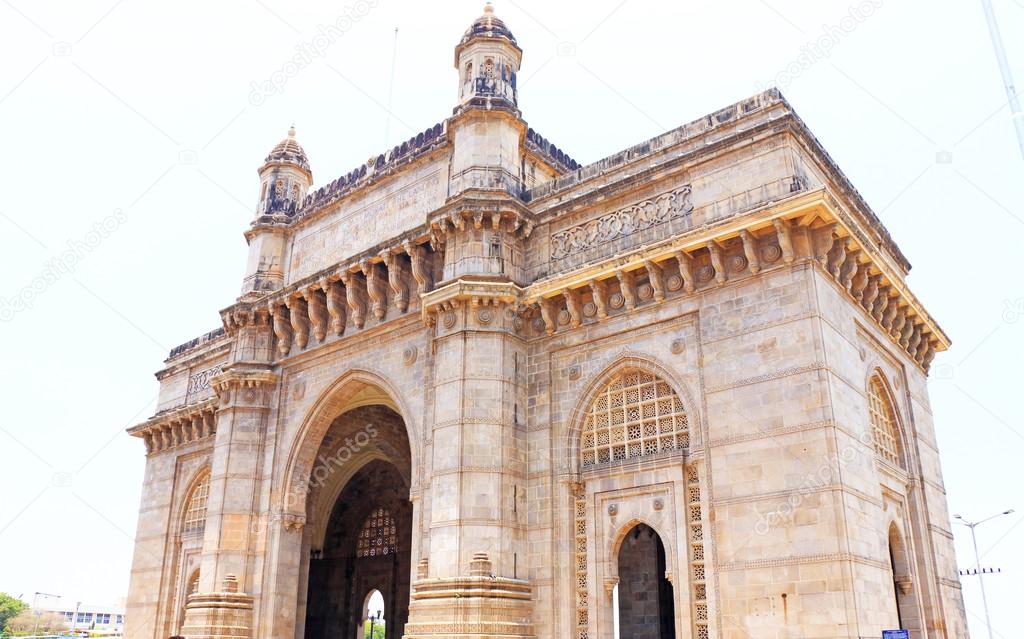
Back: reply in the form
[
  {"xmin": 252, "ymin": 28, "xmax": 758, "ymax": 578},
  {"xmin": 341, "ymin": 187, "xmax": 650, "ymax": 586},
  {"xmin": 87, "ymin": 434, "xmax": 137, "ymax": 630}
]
[
  {"xmin": 363, "ymin": 619, "xmax": 385, "ymax": 639},
  {"xmin": 5, "ymin": 608, "xmax": 65, "ymax": 635},
  {"xmin": 0, "ymin": 594, "xmax": 27, "ymax": 634}
]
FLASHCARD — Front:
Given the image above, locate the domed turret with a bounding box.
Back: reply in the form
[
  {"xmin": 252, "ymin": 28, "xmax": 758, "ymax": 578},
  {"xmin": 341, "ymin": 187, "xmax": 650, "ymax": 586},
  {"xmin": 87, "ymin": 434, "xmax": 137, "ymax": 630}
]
[
  {"xmin": 242, "ymin": 126, "xmax": 313, "ymax": 299},
  {"xmin": 458, "ymin": 3, "xmax": 517, "ymax": 50},
  {"xmin": 264, "ymin": 125, "xmax": 310, "ymax": 171},
  {"xmin": 454, "ymin": 3, "xmax": 522, "ymax": 109},
  {"xmin": 257, "ymin": 126, "xmax": 313, "ymax": 217}
]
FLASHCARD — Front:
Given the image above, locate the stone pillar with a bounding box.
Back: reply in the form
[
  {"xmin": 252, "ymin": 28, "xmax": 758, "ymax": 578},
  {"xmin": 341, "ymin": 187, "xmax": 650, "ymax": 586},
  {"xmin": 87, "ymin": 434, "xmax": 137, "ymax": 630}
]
[
  {"xmin": 407, "ymin": 246, "xmax": 534, "ymax": 637},
  {"xmin": 180, "ymin": 574, "xmax": 254, "ymax": 639},
  {"xmin": 183, "ymin": 305, "xmax": 277, "ymax": 639}
]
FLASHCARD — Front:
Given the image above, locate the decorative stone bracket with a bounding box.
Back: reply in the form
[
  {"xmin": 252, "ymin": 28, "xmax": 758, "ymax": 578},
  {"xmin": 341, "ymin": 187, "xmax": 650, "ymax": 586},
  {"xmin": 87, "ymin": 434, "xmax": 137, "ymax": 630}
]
[
  {"xmin": 128, "ymin": 399, "xmax": 218, "ymax": 455},
  {"xmin": 895, "ymin": 575, "xmax": 913, "ymax": 595},
  {"xmin": 247, "ymin": 239, "xmax": 438, "ymax": 358},
  {"xmin": 603, "ymin": 576, "xmax": 619, "ymax": 598},
  {"xmin": 427, "ymin": 200, "xmax": 535, "ymax": 249},
  {"xmin": 523, "ymin": 189, "xmax": 948, "ymax": 372},
  {"xmin": 420, "ymin": 278, "xmax": 524, "ymax": 326}
]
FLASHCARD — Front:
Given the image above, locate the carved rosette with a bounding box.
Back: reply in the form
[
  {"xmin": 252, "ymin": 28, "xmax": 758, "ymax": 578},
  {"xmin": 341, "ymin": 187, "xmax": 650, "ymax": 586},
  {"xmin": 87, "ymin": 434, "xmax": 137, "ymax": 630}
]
[{"xmin": 419, "ymin": 278, "xmax": 523, "ymax": 330}]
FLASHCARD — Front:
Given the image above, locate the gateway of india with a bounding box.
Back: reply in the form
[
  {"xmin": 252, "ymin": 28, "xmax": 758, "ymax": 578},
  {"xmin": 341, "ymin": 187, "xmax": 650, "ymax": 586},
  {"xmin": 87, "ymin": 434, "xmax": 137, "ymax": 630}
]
[{"xmin": 125, "ymin": 5, "xmax": 969, "ymax": 639}]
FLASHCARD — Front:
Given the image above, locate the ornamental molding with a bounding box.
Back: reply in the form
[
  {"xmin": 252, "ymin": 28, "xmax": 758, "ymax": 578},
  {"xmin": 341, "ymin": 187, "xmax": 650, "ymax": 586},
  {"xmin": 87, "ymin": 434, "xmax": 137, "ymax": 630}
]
[
  {"xmin": 210, "ymin": 365, "xmax": 278, "ymax": 394},
  {"xmin": 717, "ymin": 552, "xmax": 887, "ymax": 572},
  {"xmin": 550, "ymin": 185, "xmax": 694, "ymax": 260},
  {"xmin": 711, "ymin": 483, "xmax": 883, "ymax": 509},
  {"xmin": 704, "ymin": 362, "xmax": 826, "ymax": 394},
  {"xmin": 525, "ymin": 189, "xmax": 944, "ymax": 373},
  {"xmin": 707, "ymin": 419, "xmax": 834, "ymax": 448},
  {"xmin": 128, "ymin": 398, "xmax": 218, "ymax": 455},
  {"xmin": 419, "ymin": 278, "xmax": 524, "ymax": 325},
  {"xmin": 185, "ymin": 363, "xmax": 224, "ymax": 404}
]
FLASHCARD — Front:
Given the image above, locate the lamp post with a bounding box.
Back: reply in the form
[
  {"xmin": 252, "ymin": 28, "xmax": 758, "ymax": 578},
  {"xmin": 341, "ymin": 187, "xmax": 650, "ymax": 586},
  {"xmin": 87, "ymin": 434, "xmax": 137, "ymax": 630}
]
[
  {"xmin": 31, "ymin": 591, "xmax": 60, "ymax": 638},
  {"xmin": 367, "ymin": 609, "xmax": 382, "ymax": 639},
  {"xmin": 70, "ymin": 601, "xmax": 81, "ymax": 635},
  {"xmin": 954, "ymin": 509, "xmax": 1014, "ymax": 639}
]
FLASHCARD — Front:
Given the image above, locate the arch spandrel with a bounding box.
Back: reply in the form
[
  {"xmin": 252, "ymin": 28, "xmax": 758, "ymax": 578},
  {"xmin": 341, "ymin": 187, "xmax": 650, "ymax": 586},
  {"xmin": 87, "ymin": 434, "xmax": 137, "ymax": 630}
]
[{"xmin": 279, "ymin": 368, "xmax": 420, "ymax": 516}]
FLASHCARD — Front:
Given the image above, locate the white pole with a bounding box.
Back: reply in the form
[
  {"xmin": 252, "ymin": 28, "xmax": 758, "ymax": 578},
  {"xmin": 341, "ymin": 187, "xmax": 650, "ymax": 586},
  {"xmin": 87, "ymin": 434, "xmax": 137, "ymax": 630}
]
[
  {"xmin": 979, "ymin": 0, "xmax": 1024, "ymax": 160},
  {"xmin": 612, "ymin": 582, "xmax": 620, "ymax": 639},
  {"xmin": 967, "ymin": 523, "xmax": 995, "ymax": 639}
]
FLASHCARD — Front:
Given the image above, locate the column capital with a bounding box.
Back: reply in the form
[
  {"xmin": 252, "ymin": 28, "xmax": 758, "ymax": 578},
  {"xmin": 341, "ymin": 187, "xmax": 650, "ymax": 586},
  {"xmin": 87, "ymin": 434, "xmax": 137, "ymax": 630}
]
[{"xmin": 420, "ymin": 278, "xmax": 523, "ymax": 326}]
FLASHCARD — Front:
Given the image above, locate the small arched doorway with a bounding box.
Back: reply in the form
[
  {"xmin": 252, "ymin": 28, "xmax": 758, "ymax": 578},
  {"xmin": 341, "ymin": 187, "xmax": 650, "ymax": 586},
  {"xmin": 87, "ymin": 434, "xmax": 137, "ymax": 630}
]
[
  {"xmin": 360, "ymin": 589, "xmax": 385, "ymax": 638},
  {"xmin": 302, "ymin": 405, "xmax": 412, "ymax": 639},
  {"xmin": 616, "ymin": 524, "xmax": 675, "ymax": 639},
  {"xmin": 888, "ymin": 523, "xmax": 921, "ymax": 636}
]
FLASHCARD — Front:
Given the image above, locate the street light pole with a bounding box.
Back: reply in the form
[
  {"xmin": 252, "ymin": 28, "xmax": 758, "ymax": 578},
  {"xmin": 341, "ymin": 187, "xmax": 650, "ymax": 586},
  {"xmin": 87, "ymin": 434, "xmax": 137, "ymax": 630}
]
[
  {"xmin": 954, "ymin": 509, "xmax": 1014, "ymax": 639},
  {"xmin": 71, "ymin": 601, "xmax": 81, "ymax": 635},
  {"xmin": 367, "ymin": 609, "xmax": 381, "ymax": 638},
  {"xmin": 31, "ymin": 591, "xmax": 60, "ymax": 638},
  {"xmin": 979, "ymin": 0, "xmax": 1024, "ymax": 161}
]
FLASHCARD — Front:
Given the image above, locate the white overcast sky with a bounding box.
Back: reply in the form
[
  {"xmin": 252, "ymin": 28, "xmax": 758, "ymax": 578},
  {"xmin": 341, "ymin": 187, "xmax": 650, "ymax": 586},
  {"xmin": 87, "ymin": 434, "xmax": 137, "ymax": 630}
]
[{"xmin": 1, "ymin": 0, "xmax": 1022, "ymax": 635}]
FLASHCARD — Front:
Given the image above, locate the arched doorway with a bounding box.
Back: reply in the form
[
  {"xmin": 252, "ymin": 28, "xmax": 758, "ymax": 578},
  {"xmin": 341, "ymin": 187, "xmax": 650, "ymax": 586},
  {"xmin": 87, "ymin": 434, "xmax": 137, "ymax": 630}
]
[
  {"xmin": 888, "ymin": 523, "xmax": 920, "ymax": 637},
  {"xmin": 361, "ymin": 589, "xmax": 384, "ymax": 639},
  {"xmin": 302, "ymin": 404, "xmax": 412, "ymax": 639},
  {"xmin": 616, "ymin": 524, "xmax": 675, "ymax": 639}
]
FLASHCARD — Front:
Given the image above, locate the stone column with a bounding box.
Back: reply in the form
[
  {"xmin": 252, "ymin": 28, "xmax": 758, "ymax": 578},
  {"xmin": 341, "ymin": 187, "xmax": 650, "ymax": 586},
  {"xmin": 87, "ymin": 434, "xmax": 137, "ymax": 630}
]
[
  {"xmin": 405, "ymin": 220, "xmax": 534, "ymax": 637},
  {"xmin": 181, "ymin": 574, "xmax": 254, "ymax": 639},
  {"xmin": 182, "ymin": 306, "xmax": 277, "ymax": 639}
]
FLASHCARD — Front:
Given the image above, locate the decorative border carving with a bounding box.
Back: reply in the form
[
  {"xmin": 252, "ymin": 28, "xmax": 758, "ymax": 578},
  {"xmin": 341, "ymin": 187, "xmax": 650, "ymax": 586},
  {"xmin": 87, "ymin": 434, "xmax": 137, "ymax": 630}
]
[
  {"xmin": 185, "ymin": 363, "xmax": 223, "ymax": 404},
  {"xmin": 550, "ymin": 186, "xmax": 693, "ymax": 260},
  {"xmin": 705, "ymin": 361, "xmax": 826, "ymax": 394}
]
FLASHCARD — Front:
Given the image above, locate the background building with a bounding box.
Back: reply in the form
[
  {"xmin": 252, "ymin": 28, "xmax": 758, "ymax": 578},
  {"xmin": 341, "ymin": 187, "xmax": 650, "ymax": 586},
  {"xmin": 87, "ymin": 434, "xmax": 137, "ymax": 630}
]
[{"xmin": 42, "ymin": 599, "xmax": 125, "ymax": 634}]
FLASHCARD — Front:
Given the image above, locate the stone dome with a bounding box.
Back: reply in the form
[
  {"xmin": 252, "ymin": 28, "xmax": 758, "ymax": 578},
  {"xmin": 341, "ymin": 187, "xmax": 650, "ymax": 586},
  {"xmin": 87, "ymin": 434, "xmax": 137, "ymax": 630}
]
[
  {"xmin": 264, "ymin": 126, "xmax": 310, "ymax": 171},
  {"xmin": 459, "ymin": 3, "xmax": 517, "ymax": 48}
]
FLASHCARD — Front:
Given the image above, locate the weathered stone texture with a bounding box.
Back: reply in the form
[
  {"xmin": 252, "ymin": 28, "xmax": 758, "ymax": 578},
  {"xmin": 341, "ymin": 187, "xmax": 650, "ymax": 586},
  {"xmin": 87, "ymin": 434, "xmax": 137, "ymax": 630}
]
[{"xmin": 123, "ymin": 6, "xmax": 966, "ymax": 639}]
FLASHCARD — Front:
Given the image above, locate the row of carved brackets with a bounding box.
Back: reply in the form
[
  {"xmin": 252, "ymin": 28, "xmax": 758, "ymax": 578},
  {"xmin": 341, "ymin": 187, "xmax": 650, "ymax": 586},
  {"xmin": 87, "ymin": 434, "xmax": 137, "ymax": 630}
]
[
  {"xmin": 816, "ymin": 222, "xmax": 937, "ymax": 368},
  {"xmin": 522, "ymin": 205, "xmax": 941, "ymax": 371},
  {"xmin": 219, "ymin": 238, "xmax": 438, "ymax": 357},
  {"xmin": 427, "ymin": 206, "xmax": 535, "ymax": 249},
  {"xmin": 131, "ymin": 399, "xmax": 218, "ymax": 455}
]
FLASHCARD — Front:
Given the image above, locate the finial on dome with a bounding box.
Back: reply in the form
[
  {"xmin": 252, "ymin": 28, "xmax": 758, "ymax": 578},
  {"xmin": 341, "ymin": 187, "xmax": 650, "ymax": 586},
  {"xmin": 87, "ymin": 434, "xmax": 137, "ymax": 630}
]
[
  {"xmin": 263, "ymin": 125, "xmax": 310, "ymax": 172},
  {"xmin": 483, "ymin": 2, "xmax": 494, "ymax": 14}
]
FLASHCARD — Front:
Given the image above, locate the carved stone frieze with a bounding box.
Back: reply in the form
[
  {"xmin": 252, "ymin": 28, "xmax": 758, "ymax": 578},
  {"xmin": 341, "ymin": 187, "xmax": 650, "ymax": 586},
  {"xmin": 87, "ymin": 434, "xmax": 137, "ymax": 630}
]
[{"xmin": 550, "ymin": 185, "xmax": 693, "ymax": 260}]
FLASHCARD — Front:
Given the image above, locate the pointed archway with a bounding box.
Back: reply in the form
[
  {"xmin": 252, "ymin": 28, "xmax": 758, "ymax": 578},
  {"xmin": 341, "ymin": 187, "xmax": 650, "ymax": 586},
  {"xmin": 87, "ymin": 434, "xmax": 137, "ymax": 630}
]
[
  {"xmin": 616, "ymin": 523, "xmax": 675, "ymax": 639},
  {"xmin": 302, "ymin": 405, "xmax": 412, "ymax": 639},
  {"xmin": 888, "ymin": 523, "xmax": 921, "ymax": 637}
]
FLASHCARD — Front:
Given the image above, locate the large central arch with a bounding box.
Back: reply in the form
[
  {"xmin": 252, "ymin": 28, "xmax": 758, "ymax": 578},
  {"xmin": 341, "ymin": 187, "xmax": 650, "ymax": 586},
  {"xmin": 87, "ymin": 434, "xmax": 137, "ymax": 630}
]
[
  {"xmin": 276, "ymin": 369, "xmax": 419, "ymax": 639},
  {"xmin": 282, "ymin": 369, "xmax": 420, "ymax": 515}
]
